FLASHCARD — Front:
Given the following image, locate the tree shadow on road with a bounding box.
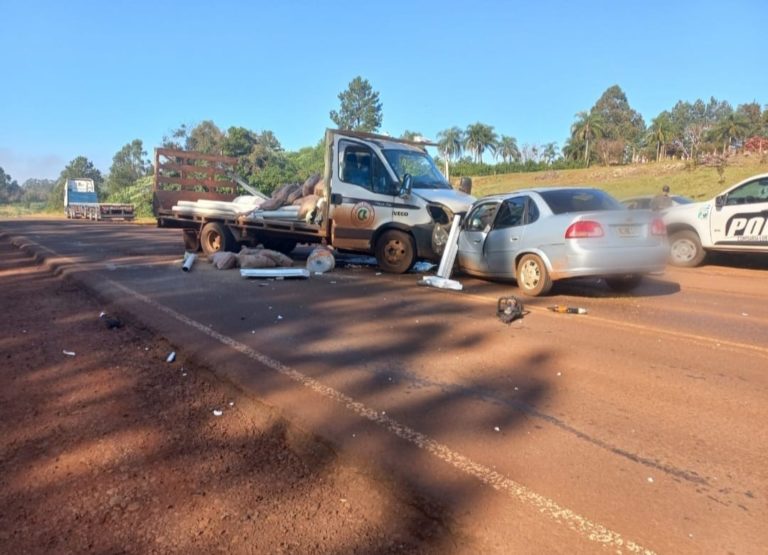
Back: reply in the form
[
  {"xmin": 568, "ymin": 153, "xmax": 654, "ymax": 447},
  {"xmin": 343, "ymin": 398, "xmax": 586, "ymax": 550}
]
[{"xmin": 0, "ymin": 239, "xmax": 557, "ymax": 554}]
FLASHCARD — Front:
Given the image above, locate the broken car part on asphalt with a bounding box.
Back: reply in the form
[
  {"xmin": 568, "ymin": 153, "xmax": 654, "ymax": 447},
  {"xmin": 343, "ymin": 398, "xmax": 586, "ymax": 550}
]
[
  {"xmin": 240, "ymin": 268, "xmax": 311, "ymax": 279},
  {"xmin": 419, "ymin": 214, "xmax": 463, "ymax": 291}
]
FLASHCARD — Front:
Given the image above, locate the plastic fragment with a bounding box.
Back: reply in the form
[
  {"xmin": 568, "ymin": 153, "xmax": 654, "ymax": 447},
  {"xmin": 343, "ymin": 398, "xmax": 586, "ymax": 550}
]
[
  {"xmin": 212, "ymin": 409, "xmax": 223, "ymax": 417},
  {"xmin": 63, "ymin": 350, "xmax": 76, "ymax": 357},
  {"xmin": 166, "ymin": 352, "xmax": 176, "ymax": 363}
]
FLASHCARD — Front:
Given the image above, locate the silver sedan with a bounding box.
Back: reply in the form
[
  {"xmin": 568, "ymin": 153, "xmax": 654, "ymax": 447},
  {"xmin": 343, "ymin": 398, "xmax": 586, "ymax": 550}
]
[{"xmin": 457, "ymin": 187, "xmax": 668, "ymax": 296}]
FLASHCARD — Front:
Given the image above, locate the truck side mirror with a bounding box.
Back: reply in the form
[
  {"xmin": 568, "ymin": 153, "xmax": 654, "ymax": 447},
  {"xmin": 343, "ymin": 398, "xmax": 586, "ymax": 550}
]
[
  {"xmin": 715, "ymin": 194, "xmax": 726, "ymax": 210},
  {"xmin": 399, "ymin": 174, "xmax": 412, "ymax": 198}
]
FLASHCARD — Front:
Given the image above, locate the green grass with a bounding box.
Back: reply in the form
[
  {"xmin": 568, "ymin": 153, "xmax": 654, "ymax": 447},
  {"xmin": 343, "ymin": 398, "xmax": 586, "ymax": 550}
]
[
  {"xmin": 0, "ymin": 203, "xmax": 57, "ymax": 218},
  {"xmin": 469, "ymin": 155, "xmax": 768, "ymax": 201}
]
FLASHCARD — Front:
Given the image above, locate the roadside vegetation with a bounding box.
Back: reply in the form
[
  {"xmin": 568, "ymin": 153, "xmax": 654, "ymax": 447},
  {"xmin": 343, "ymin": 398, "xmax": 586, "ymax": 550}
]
[{"xmin": 2, "ymin": 78, "xmax": 768, "ymax": 218}]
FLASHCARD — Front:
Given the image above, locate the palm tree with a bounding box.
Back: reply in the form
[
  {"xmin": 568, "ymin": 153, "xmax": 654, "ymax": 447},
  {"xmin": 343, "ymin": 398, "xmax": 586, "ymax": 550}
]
[
  {"xmin": 710, "ymin": 112, "xmax": 750, "ymax": 154},
  {"xmin": 570, "ymin": 111, "xmax": 605, "ymax": 166},
  {"xmin": 648, "ymin": 113, "xmax": 672, "ymax": 161},
  {"xmin": 464, "ymin": 123, "xmax": 498, "ymax": 163},
  {"xmin": 497, "ymin": 136, "xmax": 521, "ymax": 164},
  {"xmin": 562, "ymin": 137, "xmax": 583, "ymax": 161},
  {"xmin": 542, "ymin": 142, "xmax": 559, "ymax": 165},
  {"xmin": 436, "ymin": 127, "xmax": 464, "ymax": 179}
]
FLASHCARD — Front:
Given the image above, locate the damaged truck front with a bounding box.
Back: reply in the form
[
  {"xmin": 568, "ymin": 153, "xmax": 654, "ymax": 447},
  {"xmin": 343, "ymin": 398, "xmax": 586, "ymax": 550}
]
[{"xmin": 153, "ymin": 129, "xmax": 475, "ymax": 273}]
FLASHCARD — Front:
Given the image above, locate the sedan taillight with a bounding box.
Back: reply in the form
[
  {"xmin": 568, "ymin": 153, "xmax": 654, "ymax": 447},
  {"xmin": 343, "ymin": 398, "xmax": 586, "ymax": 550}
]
[
  {"xmin": 651, "ymin": 218, "xmax": 666, "ymax": 236},
  {"xmin": 565, "ymin": 220, "xmax": 604, "ymax": 238}
]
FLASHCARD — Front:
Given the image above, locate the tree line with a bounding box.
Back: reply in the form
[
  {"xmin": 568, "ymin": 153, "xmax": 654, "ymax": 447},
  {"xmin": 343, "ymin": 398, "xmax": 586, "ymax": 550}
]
[{"xmin": 3, "ymin": 76, "xmax": 767, "ymax": 209}]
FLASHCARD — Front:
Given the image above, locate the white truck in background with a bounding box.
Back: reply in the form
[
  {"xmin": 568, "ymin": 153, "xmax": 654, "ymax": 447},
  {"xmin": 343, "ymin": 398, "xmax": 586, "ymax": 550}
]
[
  {"xmin": 64, "ymin": 178, "xmax": 135, "ymax": 221},
  {"xmin": 665, "ymin": 173, "xmax": 768, "ymax": 266}
]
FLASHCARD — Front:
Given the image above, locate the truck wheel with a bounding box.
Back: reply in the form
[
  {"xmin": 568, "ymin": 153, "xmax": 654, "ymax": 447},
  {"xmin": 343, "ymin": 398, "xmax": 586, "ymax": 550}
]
[
  {"xmin": 669, "ymin": 231, "xmax": 706, "ymax": 267},
  {"xmin": 182, "ymin": 229, "xmax": 201, "ymax": 252},
  {"xmin": 200, "ymin": 222, "xmax": 236, "ymax": 256},
  {"xmin": 375, "ymin": 229, "xmax": 416, "ymax": 274},
  {"xmin": 516, "ymin": 254, "xmax": 553, "ymax": 296},
  {"xmin": 605, "ymin": 274, "xmax": 643, "ymax": 293},
  {"xmin": 262, "ymin": 237, "xmax": 298, "ymax": 254}
]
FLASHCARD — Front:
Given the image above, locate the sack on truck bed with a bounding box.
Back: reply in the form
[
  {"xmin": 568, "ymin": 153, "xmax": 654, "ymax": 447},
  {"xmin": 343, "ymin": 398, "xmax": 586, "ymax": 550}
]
[
  {"xmin": 297, "ymin": 194, "xmax": 319, "ymax": 221},
  {"xmin": 260, "ymin": 183, "xmax": 301, "ymax": 211},
  {"xmin": 313, "ymin": 180, "xmax": 326, "ymax": 197},
  {"xmin": 210, "ymin": 251, "xmax": 238, "ymax": 270},
  {"xmin": 301, "ymin": 174, "xmax": 321, "ymax": 197}
]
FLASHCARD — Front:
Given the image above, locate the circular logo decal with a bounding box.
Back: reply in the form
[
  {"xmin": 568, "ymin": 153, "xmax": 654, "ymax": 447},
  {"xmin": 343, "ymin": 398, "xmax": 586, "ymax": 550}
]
[{"xmin": 351, "ymin": 201, "xmax": 375, "ymax": 227}]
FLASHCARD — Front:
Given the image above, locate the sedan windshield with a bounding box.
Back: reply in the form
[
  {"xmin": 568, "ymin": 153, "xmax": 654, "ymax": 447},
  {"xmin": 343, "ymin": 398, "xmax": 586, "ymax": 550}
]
[
  {"xmin": 382, "ymin": 149, "xmax": 451, "ymax": 190},
  {"xmin": 538, "ymin": 189, "xmax": 622, "ymax": 214}
]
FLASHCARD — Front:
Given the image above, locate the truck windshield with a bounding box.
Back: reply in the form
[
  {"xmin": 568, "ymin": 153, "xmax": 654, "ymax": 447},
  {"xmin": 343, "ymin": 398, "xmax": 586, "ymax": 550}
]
[{"xmin": 382, "ymin": 149, "xmax": 451, "ymax": 190}]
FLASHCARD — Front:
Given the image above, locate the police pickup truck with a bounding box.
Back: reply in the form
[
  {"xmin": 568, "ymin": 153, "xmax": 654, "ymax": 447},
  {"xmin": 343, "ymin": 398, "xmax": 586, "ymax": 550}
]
[{"xmin": 665, "ymin": 173, "xmax": 768, "ymax": 266}]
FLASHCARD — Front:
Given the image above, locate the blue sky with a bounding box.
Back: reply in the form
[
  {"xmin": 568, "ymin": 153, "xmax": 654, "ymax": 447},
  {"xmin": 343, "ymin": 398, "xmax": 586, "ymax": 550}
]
[{"xmin": 1, "ymin": 0, "xmax": 766, "ymax": 182}]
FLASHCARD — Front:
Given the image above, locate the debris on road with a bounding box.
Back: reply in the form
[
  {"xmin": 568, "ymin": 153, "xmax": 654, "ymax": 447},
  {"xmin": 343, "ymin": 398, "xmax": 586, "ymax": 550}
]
[
  {"xmin": 166, "ymin": 351, "xmax": 176, "ymax": 363},
  {"xmin": 62, "ymin": 350, "xmax": 76, "ymax": 357},
  {"xmin": 411, "ymin": 261, "xmax": 437, "ymax": 273},
  {"xmin": 210, "ymin": 251, "xmax": 238, "ymax": 270},
  {"xmin": 240, "ymin": 268, "xmax": 310, "ymax": 279},
  {"xmin": 238, "ymin": 247, "xmax": 293, "ymax": 269},
  {"xmin": 99, "ymin": 311, "xmax": 123, "ymax": 329},
  {"xmin": 181, "ymin": 251, "xmax": 197, "ymax": 272},
  {"xmin": 306, "ymin": 246, "xmax": 335, "ymax": 273},
  {"xmin": 548, "ymin": 305, "xmax": 588, "ymax": 315},
  {"xmin": 336, "ymin": 255, "xmax": 378, "ymax": 268},
  {"xmin": 419, "ymin": 214, "xmax": 463, "ymax": 291},
  {"xmin": 497, "ymin": 296, "xmax": 525, "ymax": 323}
]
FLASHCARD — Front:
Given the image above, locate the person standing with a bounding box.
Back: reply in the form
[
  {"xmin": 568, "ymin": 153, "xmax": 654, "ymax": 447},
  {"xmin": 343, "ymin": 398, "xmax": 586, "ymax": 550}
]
[{"xmin": 651, "ymin": 184, "xmax": 674, "ymax": 211}]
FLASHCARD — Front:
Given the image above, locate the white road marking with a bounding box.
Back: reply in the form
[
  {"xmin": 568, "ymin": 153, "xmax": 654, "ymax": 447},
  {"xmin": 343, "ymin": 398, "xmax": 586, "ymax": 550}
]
[{"xmin": 7, "ymin": 234, "xmax": 655, "ymax": 553}]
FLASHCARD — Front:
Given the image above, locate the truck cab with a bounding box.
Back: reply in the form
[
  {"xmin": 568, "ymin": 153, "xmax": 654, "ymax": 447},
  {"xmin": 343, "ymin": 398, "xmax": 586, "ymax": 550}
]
[
  {"xmin": 665, "ymin": 173, "xmax": 768, "ymax": 266},
  {"xmin": 327, "ymin": 130, "xmax": 474, "ymax": 272}
]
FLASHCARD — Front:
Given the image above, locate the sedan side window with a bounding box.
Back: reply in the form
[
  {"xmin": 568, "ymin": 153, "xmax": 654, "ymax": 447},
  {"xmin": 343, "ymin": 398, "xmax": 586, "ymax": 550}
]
[
  {"xmin": 494, "ymin": 198, "xmax": 526, "ymax": 229},
  {"xmin": 726, "ymin": 178, "xmax": 768, "ymax": 205},
  {"xmin": 466, "ymin": 203, "xmax": 499, "ymax": 232}
]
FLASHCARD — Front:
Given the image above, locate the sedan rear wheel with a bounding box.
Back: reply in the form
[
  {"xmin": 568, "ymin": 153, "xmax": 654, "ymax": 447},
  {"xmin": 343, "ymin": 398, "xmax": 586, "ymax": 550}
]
[{"xmin": 516, "ymin": 254, "xmax": 553, "ymax": 296}]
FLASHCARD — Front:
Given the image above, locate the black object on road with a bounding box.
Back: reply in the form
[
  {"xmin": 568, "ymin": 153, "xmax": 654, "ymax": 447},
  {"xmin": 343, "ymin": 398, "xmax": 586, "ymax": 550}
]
[{"xmin": 497, "ymin": 296, "xmax": 525, "ymax": 323}]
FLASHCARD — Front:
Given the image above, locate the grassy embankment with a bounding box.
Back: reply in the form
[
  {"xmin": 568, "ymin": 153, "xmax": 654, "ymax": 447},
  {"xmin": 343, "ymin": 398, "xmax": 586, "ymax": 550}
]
[{"xmin": 468, "ymin": 155, "xmax": 768, "ymax": 201}]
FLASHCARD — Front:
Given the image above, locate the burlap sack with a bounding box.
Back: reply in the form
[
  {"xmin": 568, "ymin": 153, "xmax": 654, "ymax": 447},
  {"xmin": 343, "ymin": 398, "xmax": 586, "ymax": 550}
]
[
  {"xmin": 301, "ymin": 174, "xmax": 321, "ymax": 197},
  {"xmin": 313, "ymin": 180, "xmax": 326, "ymax": 197},
  {"xmin": 210, "ymin": 251, "xmax": 238, "ymax": 270},
  {"xmin": 259, "ymin": 249, "xmax": 293, "ymax": 267},
  {"xmin": 297, "ymin": 194, "xmax": 319, "ymax": 221},
  {"xmin": 260, "ymin": 183, "xmax": 301, "ymax": 211},
  {"xmin": 238, "ymin": 253, "xmax": 277, "ymax": 268}
]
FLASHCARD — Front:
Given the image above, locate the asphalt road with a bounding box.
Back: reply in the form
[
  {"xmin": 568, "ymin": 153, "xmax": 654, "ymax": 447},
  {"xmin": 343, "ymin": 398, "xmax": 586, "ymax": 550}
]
[{"xmin": 2, "ymin": 219, "xmax": 767, "ymax": 554}]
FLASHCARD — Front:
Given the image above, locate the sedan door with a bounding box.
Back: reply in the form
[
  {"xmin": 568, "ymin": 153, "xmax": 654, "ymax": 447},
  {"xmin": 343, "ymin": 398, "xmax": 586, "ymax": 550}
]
[
  {"xmin": 457, "ymin": 201, "xmax": 500, "ymax": 274},
  {"xmin": 484, "ymin": 197, "xmax": 529, "ymax": 277}
]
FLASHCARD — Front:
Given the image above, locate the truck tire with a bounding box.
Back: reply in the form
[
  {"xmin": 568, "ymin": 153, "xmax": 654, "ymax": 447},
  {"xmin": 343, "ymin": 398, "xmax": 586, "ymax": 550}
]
[
  {"xmin": 669, "ymin": 230, "xmax": 706, "ymax": 267},
  {"xmin": 182, "ymin": 229, "xmax": 201, "ymax": 252},
  {"xmin": 375, "ymin": 229, "xmax": 416, "ymax": 274},
  {"xmin": 261, "ymin": 237, "xmax": 298, "ymax": 254},
  {"xmin": 200, "ymin": 222, "xmax": 236, "ymax": 256},
  {"xmin": 516, "ymin": 253, "xmax": 553, "ymax": 296}
]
